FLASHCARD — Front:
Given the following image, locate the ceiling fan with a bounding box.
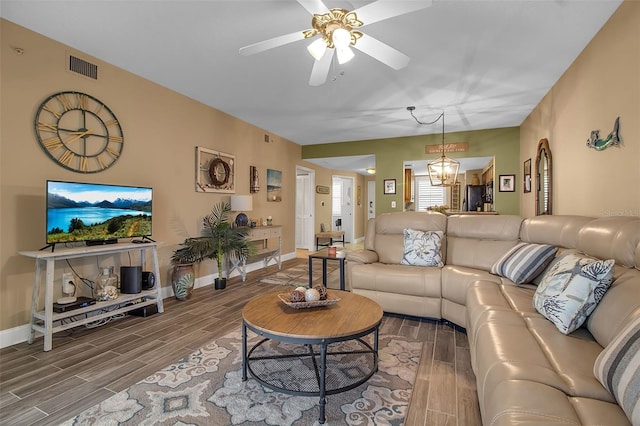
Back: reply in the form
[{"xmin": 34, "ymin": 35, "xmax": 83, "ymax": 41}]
[{"xmin": 239, "ymin": 0, "xmax": 432, "ymax": 86}]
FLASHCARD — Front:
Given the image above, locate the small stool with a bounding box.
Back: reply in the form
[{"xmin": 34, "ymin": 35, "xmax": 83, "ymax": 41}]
[{"xmin": 315, "ymin": 231, "xmax": 345, "ymax": 251}]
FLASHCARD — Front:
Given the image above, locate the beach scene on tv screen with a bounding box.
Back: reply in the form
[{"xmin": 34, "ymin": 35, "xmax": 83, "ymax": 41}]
[{"xmin": 47, "ymin": 182, "xmax": 152, "ymax": 243}]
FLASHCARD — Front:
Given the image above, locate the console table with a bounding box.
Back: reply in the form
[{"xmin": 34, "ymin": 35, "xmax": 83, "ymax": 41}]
[
  {"xmin": 227, "ymin": 225, "xmax": 282, "ymax": 282},
  {"xmin": 19, "ymin": 242, "xmax": 163, "ymax": 351}
]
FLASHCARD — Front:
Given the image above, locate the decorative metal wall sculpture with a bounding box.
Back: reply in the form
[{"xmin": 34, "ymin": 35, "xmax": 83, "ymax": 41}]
[{"xmin": 586, "ymin": 117, "xmax": 621, "ymax": 151}]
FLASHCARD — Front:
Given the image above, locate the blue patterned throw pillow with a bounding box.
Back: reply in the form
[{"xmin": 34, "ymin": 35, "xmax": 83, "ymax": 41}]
[
  {"xmin": 491, "ymin": 242, "xmax": 558, "ymax": 285},
  {"xmin": 401, "ymin": 228, "xmax": 444, "ymax": 267},
  {"xmin": 533, "ymin": 253, "xmax": 615, "ymax": 334}
]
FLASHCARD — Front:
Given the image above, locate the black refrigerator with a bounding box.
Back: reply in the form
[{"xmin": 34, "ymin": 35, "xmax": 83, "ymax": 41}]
[{"xmin": 465, "ymin": 185, "xmax": 485, "ymax": 212}]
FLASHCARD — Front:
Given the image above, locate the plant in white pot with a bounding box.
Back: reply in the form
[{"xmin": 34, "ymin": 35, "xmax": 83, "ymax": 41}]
[{"xmin": 171, "ymin": 201, "xmax": 253, "ymax": 292}]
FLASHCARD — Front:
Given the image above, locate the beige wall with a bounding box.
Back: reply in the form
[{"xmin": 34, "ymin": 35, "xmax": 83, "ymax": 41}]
[
  {"xmin": 520, "ymin": 0, "xmax": 640, "ymax": 217},
  {"xmin": 0, "ymin": 20, "xmax": 315, "ymax": 332}
]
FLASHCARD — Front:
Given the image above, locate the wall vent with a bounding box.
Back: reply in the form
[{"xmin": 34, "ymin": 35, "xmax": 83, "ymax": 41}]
[{"xmin": 69, "ymin": 54, "xmax": 98, "ymax": 80}]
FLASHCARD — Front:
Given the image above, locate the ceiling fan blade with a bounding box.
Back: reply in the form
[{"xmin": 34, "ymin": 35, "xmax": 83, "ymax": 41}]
[
  {"xmin": 239, "ymin": 31, "xmax": 306, "ymax": 56},
  {"xmin": 309, "ymin": 50, "xmax": 333, "ymax": 86},
  {"xmin": 296, "ymin": 0, "xmax": 330, "ymax": 15},
  {"xmin": 354, "ymin": 34, "xmax": 410, "ymax": 70},
  {"xmin": 354, "ymin": 0, "xmax": 432, "ymax": 26}
]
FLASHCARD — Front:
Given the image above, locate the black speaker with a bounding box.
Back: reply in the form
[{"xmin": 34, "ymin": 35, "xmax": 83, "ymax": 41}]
[
  {"xmin": 120, "ymin": 266, "xmax": 142, "ymax": 294},
  {"xmin": 142, "ymin": 271, "xmax": 156, "ymax": 290}
]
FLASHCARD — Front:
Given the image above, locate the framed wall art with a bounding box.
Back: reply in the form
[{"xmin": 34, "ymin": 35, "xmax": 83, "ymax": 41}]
[
  {"xmin": 196, "ymin": 147, "xmax": 235, "ymax": 193},
  {"xmin": 499, "ymin": 174, "xmax": 516, "ymax": 192},
  {"xmin": 250, "ymin": 166, "xmax": 260, "ymax": 193},
  {"xmin": 384, "ymin": 179, "xmax": 396, "ymax": 195},
  {"xmin": 267, "ymin": 168, "xmax": 282, "ymax": 202}
]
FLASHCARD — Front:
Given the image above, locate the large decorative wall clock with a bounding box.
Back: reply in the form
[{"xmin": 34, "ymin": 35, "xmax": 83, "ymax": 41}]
[
  {"xmin": 196, "ymin": 146, "xmax": 235, "ymax": 193},
  {"xmin": 34, "ymin": 91, "xmax": 124, "ymax": 173}
]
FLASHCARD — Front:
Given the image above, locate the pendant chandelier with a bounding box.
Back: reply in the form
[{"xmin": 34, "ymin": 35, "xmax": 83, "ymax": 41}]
[{"xmin": 407, "ymin": 107, "xmax": 460, "ymax": 187}]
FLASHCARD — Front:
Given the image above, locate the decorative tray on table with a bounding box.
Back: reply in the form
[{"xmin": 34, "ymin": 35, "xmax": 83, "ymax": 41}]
[{"xmin": 278, "ymin": 292, "xmax": 340, "ymax": 309}]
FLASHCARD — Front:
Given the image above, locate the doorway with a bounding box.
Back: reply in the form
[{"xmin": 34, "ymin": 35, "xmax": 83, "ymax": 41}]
[
  {"xmin": 295, "ymin": 166, "xmax": 315, "ymax": 250},
  {"xmin": 331, "ymin": 175, "xmax": 354, "ymax": 243}
]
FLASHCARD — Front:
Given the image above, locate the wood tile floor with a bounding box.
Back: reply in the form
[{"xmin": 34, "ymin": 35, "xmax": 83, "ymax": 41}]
[{"xmin": 0, "ymin": 258, "xmax": 481, "ymax": 425}]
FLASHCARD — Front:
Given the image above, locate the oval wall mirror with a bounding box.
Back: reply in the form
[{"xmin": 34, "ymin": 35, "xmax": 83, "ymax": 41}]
[{"xmin": 535, "ymin": 138, "xmax": 552, "ymax": 215}]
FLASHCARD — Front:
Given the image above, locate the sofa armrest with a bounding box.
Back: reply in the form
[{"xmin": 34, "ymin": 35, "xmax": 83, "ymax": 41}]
[{"xmin": 346, "ymin": 249, "xmax": 379, "ymax": 264}]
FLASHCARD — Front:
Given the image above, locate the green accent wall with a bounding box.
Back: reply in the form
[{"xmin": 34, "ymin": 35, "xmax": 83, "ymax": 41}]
[{"xmin": 302, "ymin": 127, "xmax": 520, "ymax": 215}]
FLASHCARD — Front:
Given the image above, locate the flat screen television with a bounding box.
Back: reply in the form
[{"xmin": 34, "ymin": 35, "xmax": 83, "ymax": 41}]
[{"xmin": 45, "ymin": 180, "xmax": 153, "ymax": 249}]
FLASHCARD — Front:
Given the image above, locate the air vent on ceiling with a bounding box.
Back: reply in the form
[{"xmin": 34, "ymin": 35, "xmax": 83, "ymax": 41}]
[{"xmin": 68, "ymin": 54, "xmax": 98, "ymax": 80}]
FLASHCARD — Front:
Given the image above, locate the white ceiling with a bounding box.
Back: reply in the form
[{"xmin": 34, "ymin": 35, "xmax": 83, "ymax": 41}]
[{"xmin": 1, "ymin": 0, "xmax": 622, "ymax": 172}]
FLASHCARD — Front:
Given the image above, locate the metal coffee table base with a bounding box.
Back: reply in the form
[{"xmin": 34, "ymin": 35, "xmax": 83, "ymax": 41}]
[{"xmin": 242, "ymin": 322, "xmax": 379, "ymax": 424}]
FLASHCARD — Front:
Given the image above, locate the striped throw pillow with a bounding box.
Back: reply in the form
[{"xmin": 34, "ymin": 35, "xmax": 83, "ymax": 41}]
[
  {"xmin": 594, "ymin": 316, "xmax": 640, "ymax": 425},
  {"xmin": 491, "ymin": 242, "xmax": 558, "ymax": 285}
]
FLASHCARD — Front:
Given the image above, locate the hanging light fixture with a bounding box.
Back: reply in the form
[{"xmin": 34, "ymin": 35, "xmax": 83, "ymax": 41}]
[
  {"xmin": 407, "ymin": 106, "xmax": 460, "ymax": 187},
  {"xmin": 304, "ymin": 8, "xmax": 363, "ymax": 64}
]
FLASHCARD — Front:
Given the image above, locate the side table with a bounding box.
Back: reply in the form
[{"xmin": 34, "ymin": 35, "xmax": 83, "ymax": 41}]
[{"xmin": 308, "ymin": 252, "xmax": 346, "ymax": 291}]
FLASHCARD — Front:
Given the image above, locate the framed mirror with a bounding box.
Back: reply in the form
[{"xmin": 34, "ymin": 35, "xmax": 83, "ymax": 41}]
[{"xmin": 535, "ymin": 138, "xmax": 552, "ymax": 215}]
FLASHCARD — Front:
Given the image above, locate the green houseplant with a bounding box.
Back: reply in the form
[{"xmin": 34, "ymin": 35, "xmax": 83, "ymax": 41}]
[{"xmin": 171, "ymin": 201, "xmax": 253, "ymax": 293}]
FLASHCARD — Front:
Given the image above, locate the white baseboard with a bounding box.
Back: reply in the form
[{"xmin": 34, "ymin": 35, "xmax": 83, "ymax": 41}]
[
  {"xmin": 0, "ymin": 324, "xmax": 31, "ymax": 349},
  {"xmin": 0, "ymin": 252, "xmax": 297, "ymax": 350},
  {"xmin": 353, "ymin": 236, "xmax": 365, "ymax": 243}
]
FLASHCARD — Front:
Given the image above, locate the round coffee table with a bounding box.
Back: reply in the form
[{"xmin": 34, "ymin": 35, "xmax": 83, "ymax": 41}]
[{"xmin": 242, "ymin": 289, "xmax": 383, "ymax": 424}]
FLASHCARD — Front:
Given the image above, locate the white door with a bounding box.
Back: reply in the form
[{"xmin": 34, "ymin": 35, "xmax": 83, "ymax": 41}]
[
  {"xmin": 296, "ymin": 168, "xmax": 315, "ymax": 250},
  {"xmin": 368, "ymin": 180, "xmax": 376, "ymax": 219}
]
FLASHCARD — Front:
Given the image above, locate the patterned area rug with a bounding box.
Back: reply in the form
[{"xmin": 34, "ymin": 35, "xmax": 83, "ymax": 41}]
[
  {"xmin": 258, "ymin": 260, "xmax": 341, "ymax": 289},
  {"xmin": 62, "ymin": 328, "xmax": 422, "ymax": 425}
]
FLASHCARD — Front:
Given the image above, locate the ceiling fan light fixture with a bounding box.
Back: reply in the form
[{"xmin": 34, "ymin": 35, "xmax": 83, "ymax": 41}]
[
  {"xmin": 307, "ymin": 37, "xmax": 327, "ymax": 60},
  {"xmin": 336, "ymin": 46, "xmax": 354, "ymax": 64},
  {"xmin": 331, "ymin": 27, "xmax": 352, "ymax": 49}
]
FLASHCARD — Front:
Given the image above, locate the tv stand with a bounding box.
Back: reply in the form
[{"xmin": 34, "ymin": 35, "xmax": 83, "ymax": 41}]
[{"xmin": 19, "ymin": 242, "xmax": 163, "ymax": 351}]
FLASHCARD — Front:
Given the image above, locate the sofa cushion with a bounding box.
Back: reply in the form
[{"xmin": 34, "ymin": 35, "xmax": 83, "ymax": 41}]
[
  {"xmin": 587, "ymin": 269, "xmax": 640, "ymax": 348},
  {"xmin": 446, "ymin": 215, "xmax": 523, "ymax": 271},
  {"xmin": 401, "ymin": 228, "xmax": 444, "ymax": 267},
  {"xmin": 533, "ymin": 253, "xmax": 615, "ymax": 334},
  {"xmin": 576, "ymin": 217, "xmax": 640, "ymax": 269},
  {"xmin": 594, "ymin": 315, "xmax": 640, "ymax": 425},
  {"xmin": 491, "ymin": 242, "xmax": 557, "ymax": 285},
  {"xmin": 519, "ymin": 215, "xmax": 594, "ymax": 248},
  {"xmin": 374, "ymin": 212, "xmax": 447, "ymax": 265}
]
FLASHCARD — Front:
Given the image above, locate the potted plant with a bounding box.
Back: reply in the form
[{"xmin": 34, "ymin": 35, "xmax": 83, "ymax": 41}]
[{"xmin": 171, "ymin": 201, "xmax": 253, "ymax": 293}]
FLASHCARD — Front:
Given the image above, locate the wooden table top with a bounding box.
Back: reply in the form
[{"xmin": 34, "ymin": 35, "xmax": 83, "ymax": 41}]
[{"xmin": 243, "ymin": 290, "xmax": 382, "ymax": 340}]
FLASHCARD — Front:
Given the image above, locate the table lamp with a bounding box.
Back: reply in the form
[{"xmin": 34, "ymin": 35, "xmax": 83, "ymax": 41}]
[{"xmin": 230, "ymin": 195, "xmax": 252, "ymax": 227}]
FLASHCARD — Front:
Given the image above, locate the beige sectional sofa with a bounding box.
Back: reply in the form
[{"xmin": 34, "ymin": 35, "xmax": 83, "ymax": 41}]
[{"xmin": 346, "ymin": 212, "xmax": 640, "ymax": 425}]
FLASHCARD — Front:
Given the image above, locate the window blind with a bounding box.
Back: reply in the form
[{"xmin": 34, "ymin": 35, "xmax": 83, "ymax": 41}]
[{"xmin": 415, "ymin": 176, "xmax": 445, "ymax": 211}]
